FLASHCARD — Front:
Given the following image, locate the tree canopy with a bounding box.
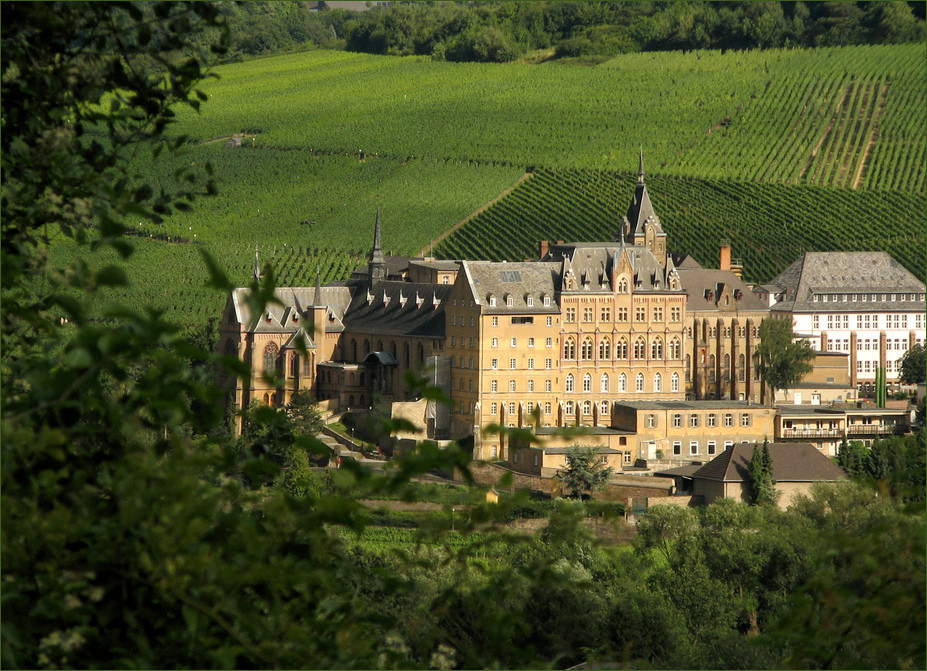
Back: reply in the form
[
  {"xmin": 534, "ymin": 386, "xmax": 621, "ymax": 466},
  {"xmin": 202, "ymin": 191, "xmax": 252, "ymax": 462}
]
[
  {"xmin": 556, "ymin": 445, "xmax": 614, "ymax": 498},
  {"xmin": 898, "ymin": 343, "xmax": 926, "ymax": 384},
  {"xmin": 754, "ymin": 318, "xmax": 816, "ymax": 403}
]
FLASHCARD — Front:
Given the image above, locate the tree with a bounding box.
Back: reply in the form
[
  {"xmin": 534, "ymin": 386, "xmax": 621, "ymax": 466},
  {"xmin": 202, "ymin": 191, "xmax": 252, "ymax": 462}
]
[
  {"xmin": 754, "ymin": 318, "xmax": 816, "ymax": 404},
  {"xmin": 898, "ymin": 343, "xmax": 926, "ymax": 385},
  {"xmin": 0, "ymin": 4, "xmax": 471, "ymax": 667},
  {"xmin": 748, "ymin": 440, "xmax": 779, "ymax": 505},
  {"xmin": 555, "ymin": 445, "xmax": 614, "ymax": 499}
]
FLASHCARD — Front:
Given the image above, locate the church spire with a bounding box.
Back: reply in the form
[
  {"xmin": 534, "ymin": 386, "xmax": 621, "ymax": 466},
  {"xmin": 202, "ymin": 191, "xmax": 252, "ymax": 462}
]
[
  {"xmin": 314, "ymin": 264, "xmax": 322, "ymax": 306},
  {"xmin": 253, "ymin": 244, "xmax": 260, "ymax": 282},
  {"xmin": 368, "ymin": 209, "xmax": 387, "ymax": 286},
  {"xmin": 638, "ymin": 145, "xmax": 645, "ymax": 184}
]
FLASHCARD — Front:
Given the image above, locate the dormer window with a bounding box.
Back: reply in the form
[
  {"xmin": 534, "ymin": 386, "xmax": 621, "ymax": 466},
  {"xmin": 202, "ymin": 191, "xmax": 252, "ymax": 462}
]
[
  {"xmin": 506, "ymin": 294, "xmax": 514, "ymax": 307},
  {"xmin": 526, "ymin": 296, "xmax": 534, "ymax": 307},
  {"xmin": 488, "ymin": 294, "xmax": 497, "ymax": 307}
]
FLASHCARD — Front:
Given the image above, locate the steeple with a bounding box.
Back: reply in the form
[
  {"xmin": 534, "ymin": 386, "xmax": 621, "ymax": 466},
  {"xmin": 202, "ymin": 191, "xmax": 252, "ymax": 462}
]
[
  {"xmin": 615, "ymin": 149, "xmax": 666, "ymax": 255},
  {"xmin": 253, "ymin": 244, "xmax": 261, "ymax": 282},
  {"xmin": 367, "ymin": 209, "xmax": 387, "ymax": 287}
]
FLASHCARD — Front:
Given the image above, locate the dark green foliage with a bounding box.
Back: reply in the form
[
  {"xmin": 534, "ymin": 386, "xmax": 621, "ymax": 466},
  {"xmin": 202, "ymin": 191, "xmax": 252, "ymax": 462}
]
[
  {"xmin": 837, "ymin": 438, "xmax": 869, "ymax": 477},
  {"xmin": 340, "ymin": 1, "xmax": 925, "ymax": 62},
  {"xmin": 555, "ymin": 444, "xmax": 614, "ymax": 498},
  {"xmin": 749, "ymin": 440, "xmax": 779, "ymax": 506},
  {"xmin": 755, "ymin": 318, "xmax": 816, "ymax": 403},
  {"xmin": 898, "ymin": 342, "xmax": 926, "ymax": 384}
]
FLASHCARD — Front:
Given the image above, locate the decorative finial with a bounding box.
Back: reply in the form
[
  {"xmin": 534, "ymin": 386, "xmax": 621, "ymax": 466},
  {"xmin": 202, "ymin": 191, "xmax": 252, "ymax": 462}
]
[{"xmin": 638, "ymin": 145, "xmax": 645, "ymax": 184}]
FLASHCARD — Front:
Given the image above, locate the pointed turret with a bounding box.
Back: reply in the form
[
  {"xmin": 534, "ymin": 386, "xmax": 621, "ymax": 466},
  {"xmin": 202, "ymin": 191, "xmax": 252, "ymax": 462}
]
[
  {"xmin": 615, "ymin": 149, "xmax": 664, "ymax": 246},
  {"xmin": 367, "ymin": 209, "xmax": 387, "ymax": 287},
  {"xmin": 253, "ymin": 244, "xmax": 261, "ymax": 282}
]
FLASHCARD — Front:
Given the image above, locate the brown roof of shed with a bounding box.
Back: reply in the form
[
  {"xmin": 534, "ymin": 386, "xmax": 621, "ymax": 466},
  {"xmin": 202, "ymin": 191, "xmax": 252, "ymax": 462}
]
[{"xmin": 692, "ymin": 443, "xmax": 847, "ymax": 483}]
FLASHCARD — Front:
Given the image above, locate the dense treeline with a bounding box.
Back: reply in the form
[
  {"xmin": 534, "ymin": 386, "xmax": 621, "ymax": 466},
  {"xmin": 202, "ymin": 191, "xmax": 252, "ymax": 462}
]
[
  {"xmin": 193, "ymin": 2, "xmax": 926, "ymax": 63},
  {"xmin": 340, "ymin": 1, "xmax": 925, "ymax": 62}
]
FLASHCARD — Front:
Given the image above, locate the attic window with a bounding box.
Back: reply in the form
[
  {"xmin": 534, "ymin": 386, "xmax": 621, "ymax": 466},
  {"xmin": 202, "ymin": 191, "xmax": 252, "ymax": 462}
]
[
  {"xmin": 506, "ymin": 294, "xmax": 514, "ymax": 307},
  {"xmin": 526, "ymin": 296, "xmax": 534, "ymax": 307},
  {"xmin": 543, "ymin": 295, "xmax": 551, "ymax": 307},
  {"xmin": 488, "ymin": 294, "xmax": 497, "ymax": 307}
]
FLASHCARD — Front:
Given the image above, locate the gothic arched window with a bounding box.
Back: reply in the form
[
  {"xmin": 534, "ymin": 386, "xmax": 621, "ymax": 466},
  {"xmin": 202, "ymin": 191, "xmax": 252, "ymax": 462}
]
[
  {"xmin": 263, "ymin": 342, "xmax": 279, "ymax": 374},
  {"xmin": 581, "ymin": 337, "xmax": 594, "ymax": 360}
]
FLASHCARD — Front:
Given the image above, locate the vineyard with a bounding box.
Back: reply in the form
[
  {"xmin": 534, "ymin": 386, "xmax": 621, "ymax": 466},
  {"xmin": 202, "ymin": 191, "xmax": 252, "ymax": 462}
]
[
  {"xmin": 171, "ymin": 43, "xmax": 925, "ymax": 190},
  {"xmin": 63, "ymin": 42, "xmax": 924, "ymax": 329},
  {"xmin": 49, "ymin": 150, "xmax": 523, "ymax": 326},
  {"xmin": 436, "ymin": 168, "xmax": 926, "ymax": 284}
]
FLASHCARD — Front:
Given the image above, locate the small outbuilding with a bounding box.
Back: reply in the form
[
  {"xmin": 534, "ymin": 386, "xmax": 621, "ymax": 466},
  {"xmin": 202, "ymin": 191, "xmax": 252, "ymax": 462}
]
[{"xmin": 690, "ymin": 442, "xmax": 847, "ymax": 509}]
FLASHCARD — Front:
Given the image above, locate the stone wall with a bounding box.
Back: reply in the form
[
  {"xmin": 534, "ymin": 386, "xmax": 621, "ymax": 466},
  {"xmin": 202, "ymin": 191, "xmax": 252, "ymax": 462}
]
[{"xmin": 461, "ymin": 462, "xmax": 674, "ymax": 502}]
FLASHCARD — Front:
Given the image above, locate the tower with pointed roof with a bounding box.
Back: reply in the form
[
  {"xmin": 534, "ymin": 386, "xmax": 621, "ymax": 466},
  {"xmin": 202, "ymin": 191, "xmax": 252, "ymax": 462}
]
[
  {"xmin": 616, "ymin": 148, "xmax": 667, "ymax": 268},
  {"xmin": 367, "ymin": 209, "xmax": 387, "ymax": 288}
]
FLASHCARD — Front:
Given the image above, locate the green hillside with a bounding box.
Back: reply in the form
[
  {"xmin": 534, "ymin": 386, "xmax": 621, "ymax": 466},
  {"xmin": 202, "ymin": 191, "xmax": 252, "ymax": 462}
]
[
  {"xmin": 435, "ymin": 168, "xmax": 926, "ymax": 284},
  {"xmin": 88, "ymin": 43, "xmax": 925, "ymax": 327},
  {"xmin": 177, "ymin": 43, "xmax": 925, "ymax": 190},
  {"xmin": 48, "ymin": 150, "xmax": 523, "ymax": 326}
]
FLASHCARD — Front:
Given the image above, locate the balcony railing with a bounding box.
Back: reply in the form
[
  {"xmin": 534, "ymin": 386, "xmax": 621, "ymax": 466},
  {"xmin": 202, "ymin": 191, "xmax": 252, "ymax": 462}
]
[
  {"xmin": 847, "ymin": 424, "xmax": 906, "ymax": 435},
  {"xmin": 780, "ymin": 428, "xmax": 843, "ymax": 439}
]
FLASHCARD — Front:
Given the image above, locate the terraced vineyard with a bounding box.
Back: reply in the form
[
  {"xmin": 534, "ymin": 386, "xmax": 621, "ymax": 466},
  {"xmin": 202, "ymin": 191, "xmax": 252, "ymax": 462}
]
[
  {"xmin": 48, "ymin": 150, "xmax": 523, "ymax": 326},
  {"xmin": 436, "ymin": 168, "xmax": 926, "ymax": 284},
  {"xmin": 174, "ymin": 43, "xmax": 925, "ymax": 190},
  {"xmin": 69, "ymin": 42, "xmax": 924, "ymax": 328}
]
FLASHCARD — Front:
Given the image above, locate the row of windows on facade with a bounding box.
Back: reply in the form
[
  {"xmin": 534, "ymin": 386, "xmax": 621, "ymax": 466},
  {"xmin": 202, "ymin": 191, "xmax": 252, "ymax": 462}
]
[
  {"xmin": 452, "ymin": 315, "xmax": 556, "ymax": 327},
  {"xmin": 814, "ymin": 314, "xmax": 923, "ymax": 329},
  {"xmin": 688, "ymin": 325, "xmax": 759, "ymax": 339},
  {"xmin": 467, "ymin": 371, "xmax": 684, "ymax": 395},
  {"xmin": 830, "ymin": 337, "xmax": 913, "ymax": 352},
  {"xmin": 562, "ymin": 335, "xmax": 682, "ymax": 361},
  {"xmin": 482, "ymin": 400, "xmax": 753, "ymax": 429},
  {"xmin": 563, "ymin": 305, "xmax": 683, "ymax": 323},
  {"xmin": 672, "ymin": 440, "xmax": 735, "ymax": 457},
  {"xmin": 858, "ymin": 359, "xmax": 905, "ymax": 373},
  {"xmin": 812, "ymin": 292, "xmax": 924, "ymax": 304},
  {"xmin": 487, "ymin": 294, "xmax": 553, "ymax": 308}
]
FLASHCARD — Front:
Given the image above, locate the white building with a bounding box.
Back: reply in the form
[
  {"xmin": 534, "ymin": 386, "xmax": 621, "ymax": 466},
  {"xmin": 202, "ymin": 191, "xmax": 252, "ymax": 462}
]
[{"xmin": 762, "ymin": 252, "xmax": 925, "ymax": 393}]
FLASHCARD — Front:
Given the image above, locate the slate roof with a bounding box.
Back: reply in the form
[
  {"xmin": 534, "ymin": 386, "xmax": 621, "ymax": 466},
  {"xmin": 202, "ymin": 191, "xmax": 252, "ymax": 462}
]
[
  {"xmin": 341, "ymin": 280, "xmax": 452, "ymax": 337},
  {"xmin": 767, "ymin": 252, "xmax": 925, "ymax": 313},
  {"xmin": 676, "ymin": 267, "xmax": 768, "ymax": 313},
  {"xmin": 230, "ymin": 285, "xmax": 355, "ymax": 334},
  {"xmin": 670, "ymin": 253, "xmax": 704, "ymax": 270},
  {"xmin": 409, "ymin": 260, "xmax": 460, "ymax": 272},
  {"xmin": 461, "ymin": 261, "xmax": 561, "ymax": 313},
  {"xmin": 544, "ymin": 242, "xmax": 681, "ymax": 294},
  {"xmin": 691, "ymin": 443, "xmax": 847, "ymax": 483}
]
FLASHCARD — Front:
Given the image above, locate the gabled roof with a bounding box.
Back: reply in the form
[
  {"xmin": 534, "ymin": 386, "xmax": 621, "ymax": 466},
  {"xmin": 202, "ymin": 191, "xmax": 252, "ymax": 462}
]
[
  {"xmin": 619, "ymin": 150, "xmax": 665, "ymax": 242},
  {"xmin": 461, "ymin": 261, "xmax": 561, "ymax": 312},
  {"xmin": 676, "ymin": 267, "xmax": 768, "ymax": 313},
  {"xmin": 544, "ymin": 242, "xmax": 679, "ymax": 294},
  {"xmin": 768, "ymin": 252, "xmax": 925, "ymax": 312},
  {"xmin": 342, "ymin": 280, "xmax": 452, "ymax": 337},
  {"xmin": 691, "ymin": 443, "xmax": 847, "ymax": 484},
  {"xmin": 230, "ymin": 285, "xmax": 354, "ymax": 332}
]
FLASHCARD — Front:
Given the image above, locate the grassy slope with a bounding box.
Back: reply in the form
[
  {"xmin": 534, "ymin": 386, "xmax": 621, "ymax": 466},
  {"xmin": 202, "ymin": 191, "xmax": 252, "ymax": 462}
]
[{"xmin": 84, "ymin": 44, "xmax": 924, "ymax": 326}]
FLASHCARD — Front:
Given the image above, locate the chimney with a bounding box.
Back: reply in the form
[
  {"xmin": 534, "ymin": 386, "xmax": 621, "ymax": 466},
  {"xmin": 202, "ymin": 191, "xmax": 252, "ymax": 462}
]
[
  {"xmin": 720, "ymin": 240, "xmax": 731, "ymax": 271},
  {"xmin": 539, "ymin": 240, "xmax": 549, "ymax": 259}
]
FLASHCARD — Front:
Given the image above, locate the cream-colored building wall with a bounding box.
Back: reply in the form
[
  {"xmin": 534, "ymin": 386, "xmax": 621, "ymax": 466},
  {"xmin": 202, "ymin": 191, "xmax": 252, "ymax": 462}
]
[{"xmin": 614, "ymin": 404, "xmax": 775, "ymax": 462}]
